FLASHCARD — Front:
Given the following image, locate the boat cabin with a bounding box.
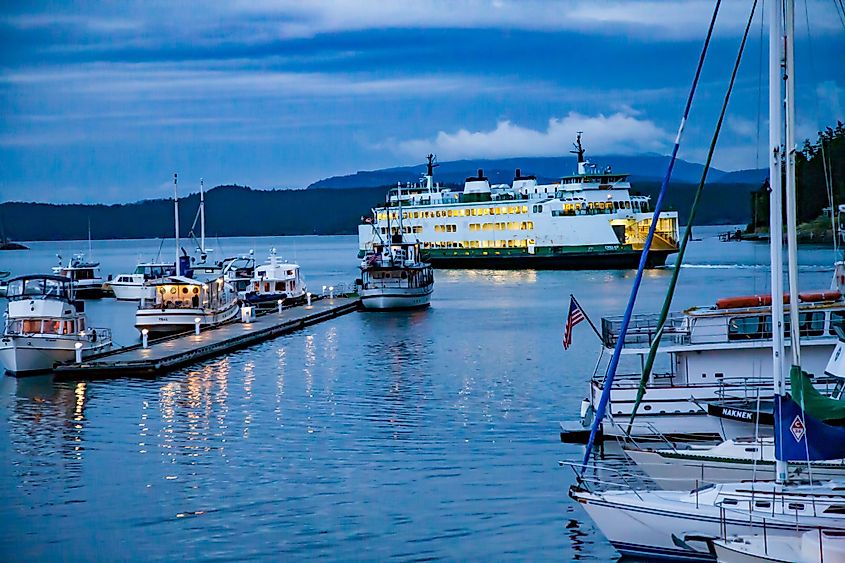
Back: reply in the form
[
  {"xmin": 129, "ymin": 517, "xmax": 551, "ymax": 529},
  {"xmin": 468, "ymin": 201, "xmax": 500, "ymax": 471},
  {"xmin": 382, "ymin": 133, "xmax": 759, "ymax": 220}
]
[
  {"xmin": 5, "ymin": 275, "xmax": 73, "ymax": 302},
  {"xmin": 2, "ymin": 275, "xmax": 89, "ymax": 336},
  {"xmin": 144, "ymin": 275, "xmax": 229, "ymax": 310}
]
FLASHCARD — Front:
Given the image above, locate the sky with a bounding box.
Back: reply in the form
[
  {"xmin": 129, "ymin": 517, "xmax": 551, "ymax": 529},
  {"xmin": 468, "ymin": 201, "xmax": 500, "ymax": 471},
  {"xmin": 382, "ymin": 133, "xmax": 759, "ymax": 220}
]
[{"xmin": 1, "ymin": 0, "xmax": 843, "ymax": 203}]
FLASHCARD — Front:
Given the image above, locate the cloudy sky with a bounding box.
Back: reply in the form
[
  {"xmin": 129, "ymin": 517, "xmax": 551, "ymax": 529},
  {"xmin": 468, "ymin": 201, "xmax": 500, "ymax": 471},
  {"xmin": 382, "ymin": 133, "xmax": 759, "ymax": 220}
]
[{"xmin": 1, "ymin": 0, "xmax": 843, "ymax": 203}]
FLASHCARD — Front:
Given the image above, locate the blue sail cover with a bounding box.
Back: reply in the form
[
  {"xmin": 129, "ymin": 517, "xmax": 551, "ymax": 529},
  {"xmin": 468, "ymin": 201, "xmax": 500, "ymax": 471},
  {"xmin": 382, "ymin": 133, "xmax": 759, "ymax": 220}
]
[{"xmin": 775, "ymin": 394, "xmax": 845, "ymax": 462}]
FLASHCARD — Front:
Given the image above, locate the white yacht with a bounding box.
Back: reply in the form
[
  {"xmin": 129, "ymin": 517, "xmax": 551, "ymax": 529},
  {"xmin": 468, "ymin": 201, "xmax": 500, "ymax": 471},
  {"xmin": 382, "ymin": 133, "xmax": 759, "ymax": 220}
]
[
  {"xmin": 358, "ymin": 234, "xmax": 434, "ymax": 310},
  {"xmin": 109, "ymin": 262, "xmax": 175, "ymax": 301},
  {"xmin": 358, "ymin": 145, "xmax": 680, "ymax": 269},
  {"xmin": 134, "ymin": 273, "xmax": 240, "ymax": 335},
  {"xmin": 0, "ymin": 274, "xmax": 112, "ymax": 375},
  {"xmin": 575, "ymin": 284, "xmax": 845, "ymax": 441},
  {"xmin": 52, "ymin": 253, "xmax": 107, "ymax": 299},
  {"xmin": 243, "ymin": 249, "xmax": 306, "ymax": 308}
]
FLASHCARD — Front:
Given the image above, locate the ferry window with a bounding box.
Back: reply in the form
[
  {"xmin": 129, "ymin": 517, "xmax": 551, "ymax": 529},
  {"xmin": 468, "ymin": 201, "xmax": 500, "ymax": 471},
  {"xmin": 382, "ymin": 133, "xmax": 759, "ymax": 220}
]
[
  {"xmin": 522, "ymin": 206, "xmax": 528, "ymax": 213},
  {"xmin": 784, "ymin": 311, "xmax": 825, "ymax": 337},
  {"xmin": 625, "ymin": 201, "xmax": 631, "ymax": 209},
  {"xmin": 538, "ymin": 205, "xmax": 543, "ymax": 213}
]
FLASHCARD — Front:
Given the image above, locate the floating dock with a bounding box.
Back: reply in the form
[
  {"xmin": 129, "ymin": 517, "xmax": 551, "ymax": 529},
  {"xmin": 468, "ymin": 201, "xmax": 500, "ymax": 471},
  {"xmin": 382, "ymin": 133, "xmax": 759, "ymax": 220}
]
[{"xmin": 53, "ymin": 297, "xmax": 360, "ymax": 379}]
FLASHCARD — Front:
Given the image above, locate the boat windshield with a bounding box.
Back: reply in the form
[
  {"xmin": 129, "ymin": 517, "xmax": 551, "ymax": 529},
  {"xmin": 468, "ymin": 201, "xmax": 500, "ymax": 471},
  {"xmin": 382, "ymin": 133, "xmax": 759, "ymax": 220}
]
[{"xmin": 6, "ymin": 277, "xmax": 71, "ymax": 300}]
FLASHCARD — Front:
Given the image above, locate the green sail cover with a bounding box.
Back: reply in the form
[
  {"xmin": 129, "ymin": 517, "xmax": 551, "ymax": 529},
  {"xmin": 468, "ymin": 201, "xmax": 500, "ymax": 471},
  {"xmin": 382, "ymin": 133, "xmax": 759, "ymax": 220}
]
[{"xmin": 790, "ymin": 366, "xmax": 845, "ymax": 421}]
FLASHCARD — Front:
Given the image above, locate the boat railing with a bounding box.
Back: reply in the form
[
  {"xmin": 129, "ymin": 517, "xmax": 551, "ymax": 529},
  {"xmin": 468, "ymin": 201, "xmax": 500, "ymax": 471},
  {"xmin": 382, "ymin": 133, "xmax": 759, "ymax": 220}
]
[
  {"xmin": 601, "ymin": 312, "xmax": 689, "ymax": 347},
  {"xmin": 558, "ymin": 460, "xmax": 646, "ymax": 500},
  {"xmin": 90, "ymin": 328, "xmax": 112, "ymax": 343}
]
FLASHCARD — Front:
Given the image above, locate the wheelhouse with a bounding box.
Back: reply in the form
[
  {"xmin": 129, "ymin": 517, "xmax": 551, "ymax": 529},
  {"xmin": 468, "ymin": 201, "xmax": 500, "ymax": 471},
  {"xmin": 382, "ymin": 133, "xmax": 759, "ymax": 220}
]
[{"xmin": 5, "ymin": 275, "xmax": 73, "ymax": 302}]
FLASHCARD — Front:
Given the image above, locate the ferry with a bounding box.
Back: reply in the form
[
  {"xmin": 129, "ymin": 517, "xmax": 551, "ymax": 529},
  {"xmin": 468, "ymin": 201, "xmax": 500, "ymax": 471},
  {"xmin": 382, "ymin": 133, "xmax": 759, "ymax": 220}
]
[
  {"xmin": 0, "ymin": 274, "xmax": 112, "ymax": 375},
  {"xmin": 357, "ymin": 135, "xmax": 680, "ymax": 269}
]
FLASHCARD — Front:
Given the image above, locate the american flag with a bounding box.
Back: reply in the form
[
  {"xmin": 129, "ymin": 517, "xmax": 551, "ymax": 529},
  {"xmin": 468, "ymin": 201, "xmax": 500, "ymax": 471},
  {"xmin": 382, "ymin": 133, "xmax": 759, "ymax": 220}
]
[{"xmin": 563, "ymin": 296, "xmax": 586, "ymax": 350}]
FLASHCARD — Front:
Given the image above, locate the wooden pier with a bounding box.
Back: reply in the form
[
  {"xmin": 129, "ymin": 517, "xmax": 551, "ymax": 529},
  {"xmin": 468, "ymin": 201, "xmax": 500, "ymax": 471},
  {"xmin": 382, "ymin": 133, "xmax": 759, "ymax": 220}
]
[{"xmin": 53, "ymin": 297, "xmax": 360, "ymax": 379}]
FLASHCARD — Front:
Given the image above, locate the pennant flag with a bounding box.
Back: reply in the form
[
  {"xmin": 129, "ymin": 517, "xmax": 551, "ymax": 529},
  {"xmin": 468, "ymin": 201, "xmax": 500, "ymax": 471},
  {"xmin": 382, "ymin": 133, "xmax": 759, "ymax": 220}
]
[{"xmin": 563, "ymin": 296, "xmax": 586, "ymax": 350}]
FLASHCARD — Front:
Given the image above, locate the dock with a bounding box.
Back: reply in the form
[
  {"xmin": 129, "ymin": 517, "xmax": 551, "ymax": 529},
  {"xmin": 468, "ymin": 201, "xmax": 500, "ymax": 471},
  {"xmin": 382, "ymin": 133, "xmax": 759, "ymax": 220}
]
[{"xmin": 53, "ymin": 297, "xmax": 360, "ymax": 379}]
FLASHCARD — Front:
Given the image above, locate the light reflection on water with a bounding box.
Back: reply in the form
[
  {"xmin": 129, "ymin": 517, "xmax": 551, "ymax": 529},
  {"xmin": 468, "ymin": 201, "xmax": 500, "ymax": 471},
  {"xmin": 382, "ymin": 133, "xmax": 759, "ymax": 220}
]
[{"xmin": 0, "ymin": 229, "xmax": 837, "ymax": 560}]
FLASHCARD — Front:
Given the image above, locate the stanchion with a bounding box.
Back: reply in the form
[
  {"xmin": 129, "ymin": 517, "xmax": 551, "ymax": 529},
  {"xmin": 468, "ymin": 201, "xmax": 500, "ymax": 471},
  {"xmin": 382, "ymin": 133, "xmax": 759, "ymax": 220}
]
[
  {"xmin": 194, "ymin": 317, "xmax": 201, "ymax": 335},
  {"xmin": 74, "ymin": 342, "xmax": 83, "ymax": 363},
  {"xmin": 142, "ymin": 328, "xmax": 149, "ymax": 349},
  {"xmin": 277, "ymin": 299, "xmax": 283, "ymax": 314}
]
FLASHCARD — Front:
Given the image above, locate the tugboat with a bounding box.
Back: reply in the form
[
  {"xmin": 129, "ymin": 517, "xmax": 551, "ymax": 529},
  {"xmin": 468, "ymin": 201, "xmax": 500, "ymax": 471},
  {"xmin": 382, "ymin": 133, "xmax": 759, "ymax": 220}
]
[
  {"xmin": 0, "ymin": 274, "xmax": 112, "ymax": 375},
  {"xmin": 52, "ymin": 253, "xmax": 107, "ymax": 299},
  {"xmin": 243, "ymin": 248, "xmax": 306, "ymax": 308},
  {"xmin": 358, "ymin": 197, "xmax": 434, "ymax": 310}
]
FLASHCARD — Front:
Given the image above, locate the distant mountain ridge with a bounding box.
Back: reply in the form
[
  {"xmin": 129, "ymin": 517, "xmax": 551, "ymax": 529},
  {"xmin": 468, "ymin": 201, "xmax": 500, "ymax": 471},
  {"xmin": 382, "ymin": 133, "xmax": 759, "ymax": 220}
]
[{"xmin": 307, "ymin": 154, "xmax": 767, "ymax": 190}]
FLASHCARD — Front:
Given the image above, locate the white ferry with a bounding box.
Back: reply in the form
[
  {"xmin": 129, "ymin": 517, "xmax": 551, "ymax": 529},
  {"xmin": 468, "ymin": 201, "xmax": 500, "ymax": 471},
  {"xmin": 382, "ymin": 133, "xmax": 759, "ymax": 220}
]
[
  {"xmin": 357, "ymin": 136, "xmax": 679, "ymax": 269},
  {"xmin": 0, "ymin": 274, "xmax": 112, "ymax": 375}
]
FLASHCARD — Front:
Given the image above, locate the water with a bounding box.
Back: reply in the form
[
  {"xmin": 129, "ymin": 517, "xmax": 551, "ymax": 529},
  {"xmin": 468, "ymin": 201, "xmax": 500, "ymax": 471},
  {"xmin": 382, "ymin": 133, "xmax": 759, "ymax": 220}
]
[{"xmin": 0, "ymin": 228, "xmax": 837, "ymax": 560}]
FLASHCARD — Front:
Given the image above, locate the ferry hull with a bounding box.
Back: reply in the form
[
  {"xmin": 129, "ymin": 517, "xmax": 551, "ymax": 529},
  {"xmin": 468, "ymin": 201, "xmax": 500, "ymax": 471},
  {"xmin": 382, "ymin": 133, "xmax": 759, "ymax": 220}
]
[
  {"xmin": 424, "ymin": 249, "xmax": 673, "ymax": 269},
  {"xmin": 360, "ymin": 288, "xmax": 433, "ymax": 310},
  {"xmin": 134, "ymin": 303, "xmax": 240, "ymax": 334},
  {"xmin": 0, "ymin": 337, "xmax": 110, "ymax": 375}
]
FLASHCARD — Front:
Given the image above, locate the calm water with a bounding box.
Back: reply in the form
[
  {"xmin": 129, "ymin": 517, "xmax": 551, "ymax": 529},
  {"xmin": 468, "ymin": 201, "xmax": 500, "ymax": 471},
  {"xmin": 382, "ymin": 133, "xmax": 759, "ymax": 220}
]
[{"xmin": 0, "ymin": 229, "xmax": 837, "ymax": 560}]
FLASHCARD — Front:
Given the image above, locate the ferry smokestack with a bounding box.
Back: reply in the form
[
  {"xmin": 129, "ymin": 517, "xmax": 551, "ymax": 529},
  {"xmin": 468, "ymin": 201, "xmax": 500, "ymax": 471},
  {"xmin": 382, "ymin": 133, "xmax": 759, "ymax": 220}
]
[
  {"xmin": 515, "ymin": 168, "xmax": 521, "ymax": 179},
  {"xmin": 477, "ymin": 168, "xmax": 483, "ymax": 178}
]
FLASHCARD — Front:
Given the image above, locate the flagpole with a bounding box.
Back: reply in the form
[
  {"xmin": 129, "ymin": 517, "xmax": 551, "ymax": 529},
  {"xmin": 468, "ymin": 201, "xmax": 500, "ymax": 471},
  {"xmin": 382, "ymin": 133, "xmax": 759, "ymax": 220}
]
[{"xmin": 571, "ymin": 294, "xmax": 603, "ymax": 343}]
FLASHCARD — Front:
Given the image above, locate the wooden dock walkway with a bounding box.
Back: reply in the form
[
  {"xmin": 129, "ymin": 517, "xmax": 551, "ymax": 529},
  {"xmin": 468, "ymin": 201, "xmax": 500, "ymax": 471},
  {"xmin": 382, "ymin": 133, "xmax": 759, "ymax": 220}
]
[{"xmin": 53, "ymin": 297, "xmax": 360, "ymax": 379}]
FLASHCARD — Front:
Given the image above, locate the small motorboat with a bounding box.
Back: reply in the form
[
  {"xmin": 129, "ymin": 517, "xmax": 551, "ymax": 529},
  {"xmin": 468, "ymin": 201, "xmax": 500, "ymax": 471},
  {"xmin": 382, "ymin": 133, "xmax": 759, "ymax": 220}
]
[
  {"xmin": 242, "ymin": 249, "xmax": 306, "ymax": 308},
  {"xmin": 0, "ymin": 274, "xmax": 112, "ymax": 375},
  {"xmin": 109, "ymin": 262, "xmax": 176, "ymax": 301}
]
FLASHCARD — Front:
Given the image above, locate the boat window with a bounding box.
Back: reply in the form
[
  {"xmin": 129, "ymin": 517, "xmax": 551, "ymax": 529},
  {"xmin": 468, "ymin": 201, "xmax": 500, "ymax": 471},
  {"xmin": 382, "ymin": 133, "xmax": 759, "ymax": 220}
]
[
  {"xmin": 23, "ymin": 319, "xmax": 41, "ymax": 333},
  {"xmin": 831, "ymin": 311, "xmax": 845, "ymax": 335},
  {"xmin": 721, "ymin": 498, "xmax": 738, "ymax": 505},
  {"xmin": 788, "ymin": 502, "xmax": 804, "ymax": 511},
  {"xmin": 42, "ymin": 321, "xmax": 60, "ymax": 334},
  {"xmin": 24, "ymin": 278, "xmax": 46, "ymax": 296},
  {"xmin": 690, "ymin": 483, "xmax": 715, "ymax": 495},
  {"xmin": 755, "ymin": 501, "xmax": 771, "ymax": 508},
  {"xmin": 728, "ymin": 316, "xmax": 767, "ymax": 340},
  {"xmin": 275, "ymin": 282, "xmax": 284, "ymax": 291}
]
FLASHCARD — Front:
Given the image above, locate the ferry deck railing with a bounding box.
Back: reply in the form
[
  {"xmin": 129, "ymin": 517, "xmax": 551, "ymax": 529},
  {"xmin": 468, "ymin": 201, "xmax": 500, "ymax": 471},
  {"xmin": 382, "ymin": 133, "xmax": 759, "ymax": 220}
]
[{"xmin": 601, "ymin": 312, "xmax": 690, "ymax": 347}]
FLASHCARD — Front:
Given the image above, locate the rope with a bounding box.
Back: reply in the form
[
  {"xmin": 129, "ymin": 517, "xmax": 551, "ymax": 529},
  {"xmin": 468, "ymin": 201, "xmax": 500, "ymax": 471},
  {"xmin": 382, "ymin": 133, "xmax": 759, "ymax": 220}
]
[
  {"xmin": 579, "ymin": 0, "xmax": 722, "ymax": 474},
  {"xmin": 625, "ymin": 0, "xmax": 760, "ymax": 433}
]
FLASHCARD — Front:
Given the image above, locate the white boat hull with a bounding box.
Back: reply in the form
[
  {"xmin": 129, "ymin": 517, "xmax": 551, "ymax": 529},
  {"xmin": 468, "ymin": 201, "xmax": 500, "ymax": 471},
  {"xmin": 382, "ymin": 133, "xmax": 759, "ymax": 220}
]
[
  {"xmin": 110, "ymin": 282, "xmax": 156, "ymax": 301},
  {"xmin": 714, "ymin": 530, "xmax": 845, "ymax": 563},
  {"xmin": 624, "ymin": 448, "xmax": 845, "ymax": 490},
  {"xmin": 571, "ymin": 487, "xmax": 828, "ymax": 561},
  {"xmin": 0, "ymin": 336, "xmax": 110, "ymax": 375},
  {"xmin": 360, "ymin": 287, "xmax": 433, "ymax": 310},
  {"xmin": 134, "ymin": 302, "xmax": 240, "ymax": 334}
]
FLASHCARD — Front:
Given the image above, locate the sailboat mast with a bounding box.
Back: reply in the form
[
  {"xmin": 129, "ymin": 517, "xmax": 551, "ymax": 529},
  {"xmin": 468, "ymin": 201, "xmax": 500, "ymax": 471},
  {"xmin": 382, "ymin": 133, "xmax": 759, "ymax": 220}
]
[
  {"xmin": 200, "ymin": 178, "xmax": 206, "ymax": 255},
  {"xmin": 174, "ymin": 174, "xmax": 181, "ymax": 277},
  {"xmin": 768, "ymin": 0, "xmax": 787, "ymax": 483},
  {"xmin": 784, "ymin": 0, "xmax": 801, "ymax": 367}
]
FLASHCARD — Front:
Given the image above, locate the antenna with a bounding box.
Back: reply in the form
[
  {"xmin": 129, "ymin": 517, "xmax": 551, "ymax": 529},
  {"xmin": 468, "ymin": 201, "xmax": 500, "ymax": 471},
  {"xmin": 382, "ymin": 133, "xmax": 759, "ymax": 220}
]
[{"xmin": 570, "ymin": 131, "xmax": 585, "ymax": 163}]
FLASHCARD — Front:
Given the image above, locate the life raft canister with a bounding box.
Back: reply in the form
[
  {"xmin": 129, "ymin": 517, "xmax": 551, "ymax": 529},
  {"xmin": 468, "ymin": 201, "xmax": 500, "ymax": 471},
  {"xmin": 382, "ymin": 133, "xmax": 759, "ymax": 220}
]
[{"xmin": 715, "ymin": 291, "xmax": 842, "ymax": 309}]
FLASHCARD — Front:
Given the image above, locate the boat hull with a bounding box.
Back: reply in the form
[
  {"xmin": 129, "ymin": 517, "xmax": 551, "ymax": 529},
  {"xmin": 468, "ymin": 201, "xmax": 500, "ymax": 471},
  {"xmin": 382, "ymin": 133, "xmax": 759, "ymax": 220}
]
[
  {"xmin": 360, "ymin": 287, "xmax": 433, "ymax": 310},
  {"xmin": 0, "ymin": 336, "xmax": 110, "ymax": 375},
  {"xmin": 424, "ymin": 248, "xmax": 673, "ymax": 270},
  {"xmin": 110, "ymin": 283, "xmax": 156, "ymax": 301},
  {"xmin": 134, "ymin": 303, "xmax": 240, "ymax": 334}
]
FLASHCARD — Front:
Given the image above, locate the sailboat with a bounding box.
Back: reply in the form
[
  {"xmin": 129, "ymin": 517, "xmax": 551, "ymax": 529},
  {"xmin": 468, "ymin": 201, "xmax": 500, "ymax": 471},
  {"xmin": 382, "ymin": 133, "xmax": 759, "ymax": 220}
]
[
  {"xmin": 569, "ymin": 1, "xmax": 845, "ymax": 559},
  {"xmin": 134, "ymin": 175, "xmax": 239, "ymax": 334}
]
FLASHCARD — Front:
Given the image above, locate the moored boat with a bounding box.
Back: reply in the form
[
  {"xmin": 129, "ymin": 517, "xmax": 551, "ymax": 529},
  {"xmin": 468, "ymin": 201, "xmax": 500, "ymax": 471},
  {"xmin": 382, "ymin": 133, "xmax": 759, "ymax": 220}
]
[
  {"xmin": 134, "ymin": 274, "xmax": 240, "ymax": 334},
  {"xmin": 243, "ymin": 248, "xmax": 306, "ymax": 308},
  {"xmin": 52, "ymin": 253, "xmax": 108, "ymax": 299},
  {"xmin": 109, "ymin": 262, "xmax": 176, "ymax": 300},
  {"xmin": 0, "ymin": 274, "xmax": 112, "ymax": 375},
  {"xmin": 358, "ymin": 234, "xmax": 434, "ymax": 310}
]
